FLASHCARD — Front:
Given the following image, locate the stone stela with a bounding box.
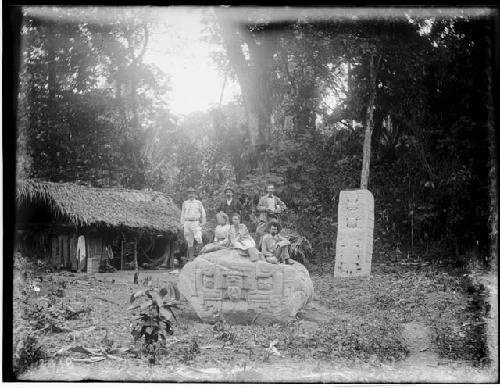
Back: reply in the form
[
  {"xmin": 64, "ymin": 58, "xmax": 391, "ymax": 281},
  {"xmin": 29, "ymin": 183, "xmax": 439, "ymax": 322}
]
[
  {"xmin": 178, "ymin": 250, "xmax": 314, "ymax": 324},
  {"xmin": 334, "ymin": 189, "xmax": 374, "ymax": 277}
]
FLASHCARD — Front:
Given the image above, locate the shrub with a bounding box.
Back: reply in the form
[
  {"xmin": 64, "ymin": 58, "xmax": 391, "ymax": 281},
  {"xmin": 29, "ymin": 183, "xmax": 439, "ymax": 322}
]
[
  {"xmin": 433, "ymin": 274, "xmax": 490, "ymax": 365},
  {"xmin": 13, "ymin": 326, "xmax": 46, "ymax": 376},
  {"xmin": 128, "ymin": 284, "xmax": 180, "ymax": 364}
]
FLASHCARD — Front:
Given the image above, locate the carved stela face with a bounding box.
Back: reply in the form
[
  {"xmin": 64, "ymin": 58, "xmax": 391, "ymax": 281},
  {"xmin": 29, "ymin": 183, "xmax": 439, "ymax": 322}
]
[
  {"xmin": 346, "ymin": 196, "xmax": 359, "ymax": 210},
  {"xmin": 226, "ymin": 273, "xmax": 243, "ymax": 302}
]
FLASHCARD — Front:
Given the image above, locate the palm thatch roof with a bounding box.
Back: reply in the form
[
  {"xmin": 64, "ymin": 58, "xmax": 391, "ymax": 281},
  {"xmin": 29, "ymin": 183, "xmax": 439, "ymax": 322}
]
[{"xmin": 16, "ymin": 179, "xmax": 181, "ymax": 233}]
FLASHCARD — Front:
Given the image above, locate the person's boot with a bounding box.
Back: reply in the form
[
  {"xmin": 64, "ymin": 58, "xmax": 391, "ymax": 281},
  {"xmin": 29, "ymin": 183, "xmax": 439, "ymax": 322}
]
[{"xmin": 188, "ymin": 247, "xmax": 194, "ymax": 261}]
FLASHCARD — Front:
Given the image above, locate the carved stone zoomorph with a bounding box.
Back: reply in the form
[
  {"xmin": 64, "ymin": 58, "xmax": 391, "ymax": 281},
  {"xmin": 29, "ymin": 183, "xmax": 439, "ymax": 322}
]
[{"xmin": 177, "ymin": 249, "xmax": 314, "ymax": 324}]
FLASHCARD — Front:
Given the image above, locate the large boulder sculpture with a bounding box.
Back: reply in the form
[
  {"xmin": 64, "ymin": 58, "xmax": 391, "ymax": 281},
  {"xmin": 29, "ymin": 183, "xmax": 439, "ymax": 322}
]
[{"xmin": 178, "ymin": 249, "xmax": 314, "ymax": 324}]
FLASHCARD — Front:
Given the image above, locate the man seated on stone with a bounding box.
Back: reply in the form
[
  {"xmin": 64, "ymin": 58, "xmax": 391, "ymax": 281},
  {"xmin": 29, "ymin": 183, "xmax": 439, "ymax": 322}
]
[
  {"xmin": 200, "ymin": 212, "xmax": 230, "ymax": 254},
  {"xmin": 261, "ymin": 222, "xmax": 292, "ymax": 264},
  {"xmin": 226, "ymin": 213, "xmax": 262, "ymax": 262},
  {"xmin": 255, "ymin": 184, "xmax": 287, "ymax": 249}
]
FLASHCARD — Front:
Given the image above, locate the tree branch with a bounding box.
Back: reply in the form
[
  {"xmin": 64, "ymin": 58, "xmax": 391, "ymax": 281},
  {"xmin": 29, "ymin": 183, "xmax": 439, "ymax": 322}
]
[
  {"xmin": 135, "ymin": 23, "xmax": 149, "ymax": 63},
  {"xmin": 219, "ymin": 69, "xmax": 228, "ymax": 107}
]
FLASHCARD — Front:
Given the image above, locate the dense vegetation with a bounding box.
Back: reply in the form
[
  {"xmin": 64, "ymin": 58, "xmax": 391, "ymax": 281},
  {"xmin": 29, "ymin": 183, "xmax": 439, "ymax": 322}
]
[{"xmin": 16, "ymin": 7, "xmax": 495, "ymax": 266}]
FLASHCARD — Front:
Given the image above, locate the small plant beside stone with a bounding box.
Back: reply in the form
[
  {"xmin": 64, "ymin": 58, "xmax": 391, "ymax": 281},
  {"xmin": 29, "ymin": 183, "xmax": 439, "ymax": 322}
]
[{"xmin": 128, "ymin": 285, "xmax": 180, "ymax": 364}]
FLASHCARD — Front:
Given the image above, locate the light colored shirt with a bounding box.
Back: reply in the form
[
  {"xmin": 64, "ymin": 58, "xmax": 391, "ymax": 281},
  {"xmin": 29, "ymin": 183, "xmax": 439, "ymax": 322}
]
[
  {"xmin": 180, "ymin": 199, "xmax": 206, "ymax": 225},
  {"xmin": 228, "ymin": 224, "xmax": 255, "ymax": 250},
  {"xmin": 261, "ymin": 233, "xmax": 290, "ymax": 257},
  {"xmin": 256, "ymin": 195, "xmax": 286, "ymax": 222},
  {"xmin": 214, "ymin": 224, "xmax": 230, "ymax": 242}
]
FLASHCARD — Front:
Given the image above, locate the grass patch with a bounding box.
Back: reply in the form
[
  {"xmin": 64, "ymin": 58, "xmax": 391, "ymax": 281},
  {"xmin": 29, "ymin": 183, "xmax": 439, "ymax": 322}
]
[
  {"xmin": 432, "ymin": 273, "xmax": 490, "ymax": 365},
  {"xmin": 12, "ymin": 253, "xmax": 491, "ymax": 379},
  {"xmin": 286, "ymin": 318, "xmax": 408, "ymax": 363},
  {"xmin": 308, "ymin": 263, "xmax": 490, "ymax": 365}
]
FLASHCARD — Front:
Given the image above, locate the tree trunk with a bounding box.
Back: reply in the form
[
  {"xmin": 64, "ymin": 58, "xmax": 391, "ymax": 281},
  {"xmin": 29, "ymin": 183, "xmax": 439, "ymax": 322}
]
[
  {"xmin": 219, "ymin": 69, "xmax": 228, "ymax": 107},
  {"xmin": 133, "ymin": 236, "xmax": 138, "ymax": 271},
  {"xmin": 487, "ymin": 55, "xmax": 498, "ymax": 272},
  {"xmin": 347, "ymin": 61, "xmax": 352, "ymax": 94},
  {"xmin": 294, "ymin": 80, "xmax": 317, "ymax": 136},
  {"xmin": 116, "ymin": 80, "xmax": 126, "ymax": 123},
  {"xmin": 360, "ymin": 108, "xmax": 374, "ymax": 189},
  {"xmin": 127, "ymin": 33, "xmax": 139, "ymax": 134},
  {"xmin": 215, "ymin": 11, "xmax": 277, "ymax": 152},
  {"xmin": 126, "ymin": 24, "xmax": 149, "ymax": 132},
  {"xmin": 124, "ymin": 24, "xmax": 149, "ymax": 187},
  {"xmin": 360, "ymin": 53, "xmax": 381, "ymax": 190},
  {"xmin": 46, "ymin": 22, "xmax": 56, "ymax": 127}
]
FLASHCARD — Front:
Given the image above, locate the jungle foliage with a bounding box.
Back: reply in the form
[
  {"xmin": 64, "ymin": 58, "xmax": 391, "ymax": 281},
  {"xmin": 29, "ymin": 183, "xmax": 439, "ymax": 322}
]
[{"xmin": 16, "ymin": 7, "xmax": 495, "ymax": 265}]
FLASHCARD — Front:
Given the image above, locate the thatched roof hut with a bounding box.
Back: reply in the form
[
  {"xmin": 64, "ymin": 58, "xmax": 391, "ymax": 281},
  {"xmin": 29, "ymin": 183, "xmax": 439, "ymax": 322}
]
[{"xmin": 16, "ymin": 179, "xmax": 181, "ymax": 234}]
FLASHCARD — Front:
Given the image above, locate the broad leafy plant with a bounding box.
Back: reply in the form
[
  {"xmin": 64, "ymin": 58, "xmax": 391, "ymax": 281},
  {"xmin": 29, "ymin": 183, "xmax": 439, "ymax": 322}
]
[{"xmin": 128, "ymin": 282, "xmax": 180, "ymax": 364}]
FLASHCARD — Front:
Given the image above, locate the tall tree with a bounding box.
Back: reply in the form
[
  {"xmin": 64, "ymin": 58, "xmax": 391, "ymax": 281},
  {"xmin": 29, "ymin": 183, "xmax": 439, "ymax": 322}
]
[
  {"xmin": 18, "ymin": 7, "xmax": 172, "ymax": 189},
  {"xmin": 214, "ymin": 9, "xmax": 281, "ymax": 156},
  {"xmin": 360, "ymin": 51, "xmax": 382, "ymax": 189}
]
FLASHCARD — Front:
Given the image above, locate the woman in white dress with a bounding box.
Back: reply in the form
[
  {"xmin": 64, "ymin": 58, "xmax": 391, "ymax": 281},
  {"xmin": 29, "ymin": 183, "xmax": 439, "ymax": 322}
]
[
  {"xmin": 199, "ymin": 212, "xmax": 230, "ymax": 254},
  {"xmin": 227, "ymin": 214, "xmax": 262, "ymax": 261}
]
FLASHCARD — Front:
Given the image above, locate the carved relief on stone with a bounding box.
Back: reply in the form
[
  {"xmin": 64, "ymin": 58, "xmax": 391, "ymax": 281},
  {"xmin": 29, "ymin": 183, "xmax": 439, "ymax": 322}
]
[
  {"xmin": 270, "ymin": 295, "xmax": 281, "ymax": 309},
  {"xmin": 178, "ymin": 249, "xmax": 314, "ymax": 323},
  {"xmin": 334, "ymin": 189, "xmax": 374, "ymax": 278},
  {"xmin": 346, "ymin": 216, "xmax": 358, "ymax": 228},
  {"xmin": 225, "ymin": 270, "xmax": 244, "ymax": 302},
  {"xmin": 346, "ymin": 196, "xmax": 359, "ymax": 210},
  {"xmin": 257, "ymin": 276, "xmax": 273, "ymax": 291}
]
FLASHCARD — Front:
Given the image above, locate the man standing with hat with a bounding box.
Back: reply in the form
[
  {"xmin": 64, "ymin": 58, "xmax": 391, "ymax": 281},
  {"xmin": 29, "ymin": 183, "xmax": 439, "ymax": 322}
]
[
  {"xmin": 217, "ymin": 187, "xmax": 244, "ymax": 223},
  {"xmin": 180, "ymin": 187, "xmax": 206, "ymax": 260}
]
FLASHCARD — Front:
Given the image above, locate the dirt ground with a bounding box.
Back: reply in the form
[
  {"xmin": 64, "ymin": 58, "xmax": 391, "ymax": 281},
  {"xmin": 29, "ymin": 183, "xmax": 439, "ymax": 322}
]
[{"xmin": 14, "ymin": 264, "xmax": 498, "ymax": 383}]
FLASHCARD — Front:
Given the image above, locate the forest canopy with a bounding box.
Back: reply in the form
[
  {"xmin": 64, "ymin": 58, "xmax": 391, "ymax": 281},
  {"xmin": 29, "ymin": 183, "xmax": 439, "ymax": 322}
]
[{"xmin": 15, "ymin": 6, "xmax": 496, "ymax": 266}]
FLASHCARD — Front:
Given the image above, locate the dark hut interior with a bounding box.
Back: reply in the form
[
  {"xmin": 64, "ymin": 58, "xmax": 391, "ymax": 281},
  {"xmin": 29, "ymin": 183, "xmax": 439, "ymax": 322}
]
[{"xmin": 15, "ymin": 179, "xmax": 182, "ymax": 271}]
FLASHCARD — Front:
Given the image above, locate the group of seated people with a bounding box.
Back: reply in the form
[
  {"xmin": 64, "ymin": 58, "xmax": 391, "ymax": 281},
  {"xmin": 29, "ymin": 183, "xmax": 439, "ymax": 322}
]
[{"xmin": 200, "ymin": 211, "xmax": 292, "ymax": 265}]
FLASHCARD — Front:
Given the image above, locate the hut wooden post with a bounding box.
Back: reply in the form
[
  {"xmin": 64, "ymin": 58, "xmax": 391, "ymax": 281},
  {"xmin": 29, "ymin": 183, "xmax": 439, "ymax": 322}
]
[
  {"xmin": 120, "ymin": 235, "xmax": 124, "ymax": 271},
  {"xmin": 133, "ymin": 236, "xmax": 138, "ymax": 271},
  {"xmin": 58, "ymin": 235, "xmax": 63, "ymax": 269},
  {"xmin": 160, "ymin": 235, "xmax": 172, "ymax": 269},
  {"xmin": 51, "ymin": 236, "xmax": 57, "ymax": 269}
]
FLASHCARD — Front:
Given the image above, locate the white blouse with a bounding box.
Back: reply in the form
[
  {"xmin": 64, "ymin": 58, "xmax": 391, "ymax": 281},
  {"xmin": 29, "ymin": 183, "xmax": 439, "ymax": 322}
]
[{"xmin": 214, "ymin": 224, "xmax": 230, "ymax": 242}]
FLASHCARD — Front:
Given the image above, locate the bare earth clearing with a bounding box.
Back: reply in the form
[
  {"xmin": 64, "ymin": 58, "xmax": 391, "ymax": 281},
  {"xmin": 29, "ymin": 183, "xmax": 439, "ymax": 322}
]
[{"xmin": 15, "ymin": 263, "xmax": 497, "ymax": 383}]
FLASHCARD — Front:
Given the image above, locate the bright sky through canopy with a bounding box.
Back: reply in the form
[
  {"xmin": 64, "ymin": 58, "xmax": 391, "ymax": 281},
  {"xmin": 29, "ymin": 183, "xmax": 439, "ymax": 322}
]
[
  {"xmin": 22, "ymin": 6, "xmax": 492, "ymax": 117},
  {"xmin": 144, "ymin": 8, "xmax": 240, "ymax": 116}
]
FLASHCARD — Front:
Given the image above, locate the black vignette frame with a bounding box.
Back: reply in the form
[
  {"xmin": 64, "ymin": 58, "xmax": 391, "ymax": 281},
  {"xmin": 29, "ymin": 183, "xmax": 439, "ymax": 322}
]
[{"xmin": 3, "ymin": 5, "xmax": 23, "ymax": 382}]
